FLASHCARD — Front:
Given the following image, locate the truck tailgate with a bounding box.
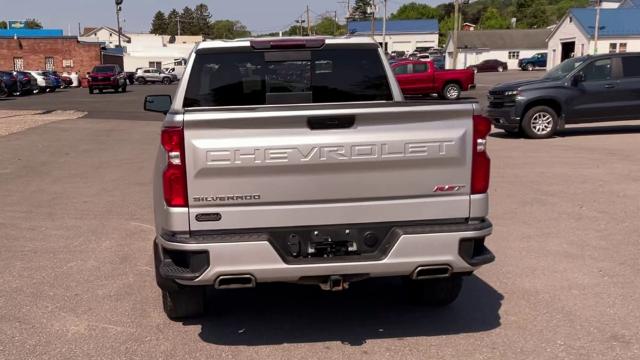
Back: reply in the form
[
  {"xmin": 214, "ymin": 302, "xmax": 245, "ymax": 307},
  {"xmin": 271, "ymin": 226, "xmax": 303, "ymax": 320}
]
[{"xmin": 184, "ymin": 103, "xmax": 475, "ymax": 231}]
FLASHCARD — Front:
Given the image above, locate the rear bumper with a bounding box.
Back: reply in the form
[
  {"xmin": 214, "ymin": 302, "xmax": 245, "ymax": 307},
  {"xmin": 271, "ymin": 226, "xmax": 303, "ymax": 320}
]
[
  {"xmin": 154, "ymin": 219, "xmax": 494, "ymax": 287},
  {"xmin": 89, "ymin": 81, "xmax": 118, "ymax": 89}
]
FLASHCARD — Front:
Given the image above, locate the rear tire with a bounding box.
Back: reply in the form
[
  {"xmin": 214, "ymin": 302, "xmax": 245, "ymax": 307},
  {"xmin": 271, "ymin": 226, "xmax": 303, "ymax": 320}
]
[
  {"xmin": 136, "ymin": 77, "xmax": 146, "ymax": 85},
  {"xmin": 522, "ymin": 105, "xmax": 558, "ymax": 139},
  {"xmin": 497, "ymin": 66, "xmax": 504, "ymax": 72},
  {"xmin": 407, "ymin": 275, "xmax": 463, "ymax": 307},
  {"xmin": 162, "ymin": 77, "xmax": 172, "ymax": 85},
  {"xmin": 161, "ymin": 287, "xmax": 205, "ymax": 320},
  {"xmin": 526, "ymin": 63, "xmax": 534, "ymax": 71},
  {"xmin": 440, "ymin": 83, "xmax": 461, "ymax": 100}
]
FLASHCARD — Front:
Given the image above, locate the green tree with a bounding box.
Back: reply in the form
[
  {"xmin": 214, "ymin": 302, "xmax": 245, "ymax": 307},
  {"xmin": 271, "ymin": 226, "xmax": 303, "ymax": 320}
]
[
  {"xmin": 479, "ymin": 7, "xmax": 510, "ymax": 29},
  {"xmin": 390, "ymin": 2, "xmax": 441, "ymax": 20},
  {"xmin": 166, "ymin": 9, "xmax": 180, "ymax": 36},
  {"xmin": 351, "ymin": 0, "xmax": 373, "ymax": 20},
  {"xmin": 193, "ymin": 3, "xmax": 213, "ymax": 36},
  {"xmin": 180, "ymin": 6, "xmax": 196, "ymax": 35},
  {"xmin": 439, "ymin": 15, "xmax": 456, "ymax": 46},
  {"xmin": 209, "ymin": 20, "xmax": 250, "ymax": 39},
  {"xmin": 313, "ymin": 16, "xmax": 346, "ymax": 36},
  {"xmin": 0, "ymin": 21, "xmax": 7, "ymax": 29},
  {"xmin": 150, "ymin": 11, "xmax": 168, "ymax": 35},
  {"xmin": 519, "ymin": 0, "xmax": 550, "ymax": 28},
  {"xmin": 24, "ymin": 19, "xmax": 43, "ymax": 29}
]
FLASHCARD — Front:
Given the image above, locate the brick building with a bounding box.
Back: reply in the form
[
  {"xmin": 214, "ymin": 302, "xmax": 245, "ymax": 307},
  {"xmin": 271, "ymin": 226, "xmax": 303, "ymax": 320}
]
[{"xmin": 0, "ymin": 37, "xmax": 102, "ymax": 75}]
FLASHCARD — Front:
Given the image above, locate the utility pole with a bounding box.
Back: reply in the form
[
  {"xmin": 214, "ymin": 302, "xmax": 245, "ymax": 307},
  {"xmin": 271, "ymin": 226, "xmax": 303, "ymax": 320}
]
[
  {"xmin": 370, "ymin": 1, "xmax": 376, "ymax": 39},
  {"xmin": 177, "ymin": 17, "xmax": 181, "ymax": 36},
  {"xmin": 334, "ymin": 11, "xmax": 338, "ymax": 35},
  {"xmin": 382, "ymin": 0, "xmax": 387, "ymax": 53},
  {"xmin": 594, "ymin": 0, "xmax": 601, "ymax": 54},
  {"xmin": 306, "ymin": 5, "xmax": 311, "ymax": 36},
  {"xmin": 115, "ymin": 0, "xmax": 123, "ymax": 47},
  {"xmin": 452, "ymin": 0, "xmax": 460, "ymax": 69}
]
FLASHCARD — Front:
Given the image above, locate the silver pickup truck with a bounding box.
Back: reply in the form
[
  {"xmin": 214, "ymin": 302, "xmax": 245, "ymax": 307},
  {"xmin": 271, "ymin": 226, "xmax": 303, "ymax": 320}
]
[{"xmin": 145, "ymin": 37, "xmax": 495, "ymax": 319}]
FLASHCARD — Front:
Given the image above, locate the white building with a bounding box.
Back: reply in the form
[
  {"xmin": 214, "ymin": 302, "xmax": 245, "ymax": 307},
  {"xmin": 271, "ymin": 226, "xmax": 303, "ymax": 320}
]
[
  {"xmin": 546, "ymin": 7, "xmax": 640, "ymax": 68},
  {"xmin": 347, "ymin": 19, "xmax": 439, "ymax": 53},
  {"xmin": 79, "ymin": 26, "xmax": 131, "ymax": 47},
  {"xmin": 79, "ymin": 26, "xmax": 202, "ymax": 72},
  {"xmin": 123, "ymin": 34, "xmax": 201, "ymax": 72},
  {"xmin": 444, "ymin": 29, "xmax": 552, "ymax": 69}
]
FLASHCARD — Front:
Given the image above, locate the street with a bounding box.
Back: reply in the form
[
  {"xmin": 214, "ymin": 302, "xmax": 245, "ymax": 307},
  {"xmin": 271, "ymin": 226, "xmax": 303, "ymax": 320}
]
[{"xmin": 1, "ymin": 73, "xmax": 639, "ymax": 359}]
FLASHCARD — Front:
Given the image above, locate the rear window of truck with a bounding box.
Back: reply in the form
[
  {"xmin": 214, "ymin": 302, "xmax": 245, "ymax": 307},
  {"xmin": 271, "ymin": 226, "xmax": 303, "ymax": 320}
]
[{"xmin": 183, "ymin": 48, "xmax": 393, "ymax": 107}]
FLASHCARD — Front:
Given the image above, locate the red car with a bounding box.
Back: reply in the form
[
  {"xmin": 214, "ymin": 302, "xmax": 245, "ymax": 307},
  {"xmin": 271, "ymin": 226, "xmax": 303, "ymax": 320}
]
[
  {"xmin": 88, "ymin": 64, "xmax": 128, "ymax": 94},
  {"xmin": 392, "ymin": 60, "xmax": 475, "ymax": 100}
]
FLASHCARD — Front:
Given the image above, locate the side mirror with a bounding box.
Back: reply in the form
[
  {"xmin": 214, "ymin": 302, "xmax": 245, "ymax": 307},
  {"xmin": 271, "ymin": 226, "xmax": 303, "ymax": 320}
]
[
  {"xmin": 144, "ymin": 95, "xmax": 172, "ymax": 114},
  {"xmin": 572, "ymin": 72, "xmax": 585, "ymax": 86}
]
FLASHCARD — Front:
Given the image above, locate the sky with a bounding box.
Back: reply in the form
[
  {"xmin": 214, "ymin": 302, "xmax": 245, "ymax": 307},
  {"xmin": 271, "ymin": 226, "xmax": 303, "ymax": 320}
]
[{"xmin": 2, "ymin": 0, "xmax": 448, "ymax": 35}]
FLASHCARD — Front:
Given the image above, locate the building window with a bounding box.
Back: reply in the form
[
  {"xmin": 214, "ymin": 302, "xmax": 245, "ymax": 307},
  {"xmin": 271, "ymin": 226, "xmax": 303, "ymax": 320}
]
[
  {"xmin": 508, "ymin": 51, "xmax": 520, "ymax": 60},
  {"xmin": 45, "ymin": 57, "xmax": 55, "ymax": 71},
  {"xmin": 149, "ymin": 61, "xmax": 162, "ymax": 70},
  {"xmin": 609, "ymin": 43, "xmax": 617, "ymax": 53},
  {"xmin": 13, "ymin": 57, "xmax": 24, "ymax": 71},
  {"xmin": 619, "ymin": 43, "xmax": 627, "ymax": 53},
  {"xmin": 63, "ymin": 59, "xmax": 74, "ymax": 68}
]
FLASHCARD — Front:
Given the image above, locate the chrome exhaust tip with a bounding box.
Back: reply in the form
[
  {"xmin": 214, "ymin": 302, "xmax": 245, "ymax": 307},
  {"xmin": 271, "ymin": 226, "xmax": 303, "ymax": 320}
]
[
  {"xmin": 214, "ymin": 275, "xmax": 256, "ymax": 289},
  {"xmin": 319, "ymin": 275, "xmax": 349, "ymax": 291},
  {"xmin": 411, "ymin": 265, "xmax": 452, "ymax": 280}
]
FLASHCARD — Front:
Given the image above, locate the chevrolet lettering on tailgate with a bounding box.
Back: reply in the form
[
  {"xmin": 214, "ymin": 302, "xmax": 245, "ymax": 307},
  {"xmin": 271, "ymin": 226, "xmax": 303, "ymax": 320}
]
[{"xmin": 205, "ymin": 141, "xmax": 457, "ymax": 167}]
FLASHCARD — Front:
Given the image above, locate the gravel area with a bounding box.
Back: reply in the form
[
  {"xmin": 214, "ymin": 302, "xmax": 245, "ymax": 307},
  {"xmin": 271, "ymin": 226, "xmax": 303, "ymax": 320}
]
[{"xmin": 0, "ymin": 110, "xmax": 87, "ymax": 137}]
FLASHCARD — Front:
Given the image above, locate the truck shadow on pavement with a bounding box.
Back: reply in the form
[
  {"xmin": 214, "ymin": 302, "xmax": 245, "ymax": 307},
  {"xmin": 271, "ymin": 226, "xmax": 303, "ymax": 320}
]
[
  {"xmin": 490, "ymin": 123, "xmax": 640, "ymax": 139},
  {"xmin": 183, "ymin": 275, "xmax": 502, "ymax": 346}
]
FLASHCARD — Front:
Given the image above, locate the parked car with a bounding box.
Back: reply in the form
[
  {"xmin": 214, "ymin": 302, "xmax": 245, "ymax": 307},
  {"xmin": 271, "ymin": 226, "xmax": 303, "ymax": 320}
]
[
  {"xmin": 145, "ymin": 37, "xmax": 494, "ymax": 319},
  {"xmin": 13, "ymin": 71, "xmax": 37, "ymax": 95},
  {"xmin": 41, "ymin": 71, "xmax": 62, "ymax": 90},
  {"xmin": 27, "ymin": 71, "xmax": 55, "ymax": 93},
  {"xmin": 468, "ymin": 59, "xmax": 508, "ymax": 73},
  {"xmin": 0, "ymin": 71, "xmax": 21, "ymax": 96},
  {"xmin": 487, "ymin": 52, "xmax": 640, "ymax": 138},
  {"xmin": 0, "ymin": 78, "xmax": 6, "ymax": 98},
  {"xmin": 58, "ymin": 73, "xmax": 74, "ymax": 88},
  {"xmin": 88, "ymin": 64, "xmax": 128, "ymax": 94},
  {"xmin": 392, "ymin": 60, "xmax": 476, "ymax": 100},
  {"xmin": 518, "ymin": 52, "xmax": 547, "ymax": 71},
  {"xmin": 134, "ymin": 68, "xmax": 177, "ymax": 85}
]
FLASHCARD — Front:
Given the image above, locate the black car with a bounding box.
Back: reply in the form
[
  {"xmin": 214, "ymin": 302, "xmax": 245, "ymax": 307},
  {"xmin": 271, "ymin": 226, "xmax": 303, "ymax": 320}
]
[
  {"xmin": 487, "ymin": 52, "xmax": 640, "ymax": 138},
  {"xmin": 0, "ymin": 71, "xmax": 20, "ymax": 96},
  {"xmin": 468, "ymin": 59, "xmax": 508, "ymax": 73},
  {"xmin": 0, "ymin": 78, "xmax": 6, "ymax": 98},
  {"xmin": 13, "ymin": 71, "xmax": 37, "ymax": 95}
]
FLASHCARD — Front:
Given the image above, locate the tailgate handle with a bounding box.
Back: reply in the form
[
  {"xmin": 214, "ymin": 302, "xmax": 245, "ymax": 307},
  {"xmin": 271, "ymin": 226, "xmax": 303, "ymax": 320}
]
[{"xmin": 307, "ymin": 115, "xmax": 355, "ymax": 130}]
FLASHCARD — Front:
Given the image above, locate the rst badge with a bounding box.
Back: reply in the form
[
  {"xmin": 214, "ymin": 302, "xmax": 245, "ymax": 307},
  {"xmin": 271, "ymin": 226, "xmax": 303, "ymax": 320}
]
[{"xmin": 433, "ymin": 184, "xmax": 466, "ymax": 193}]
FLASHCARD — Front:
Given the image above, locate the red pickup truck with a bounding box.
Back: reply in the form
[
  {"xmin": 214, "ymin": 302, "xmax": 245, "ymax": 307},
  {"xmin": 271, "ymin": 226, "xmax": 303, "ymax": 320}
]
[{"xmin": 391, "ymin": 60, "xmax": 475, "ymax": 100}]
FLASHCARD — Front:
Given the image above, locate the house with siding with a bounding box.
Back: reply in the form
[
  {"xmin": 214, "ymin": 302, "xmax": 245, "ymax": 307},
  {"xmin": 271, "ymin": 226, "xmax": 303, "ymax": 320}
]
[{"xmin": 546, "ymin": 7, "xmax": 640, "ymax": 68}]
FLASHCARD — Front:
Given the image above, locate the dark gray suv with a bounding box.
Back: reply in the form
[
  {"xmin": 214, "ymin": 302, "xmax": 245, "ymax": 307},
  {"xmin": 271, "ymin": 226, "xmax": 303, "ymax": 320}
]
[{"xmin": 488, "ymin": 53, "xmax": 640, "ymax": 138}]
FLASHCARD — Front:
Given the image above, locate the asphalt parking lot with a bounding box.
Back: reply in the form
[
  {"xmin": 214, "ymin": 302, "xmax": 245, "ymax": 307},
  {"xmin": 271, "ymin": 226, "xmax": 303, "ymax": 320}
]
[{"xmin": 1, "ymin": 72, "xmax": 639, "ymax": 359}]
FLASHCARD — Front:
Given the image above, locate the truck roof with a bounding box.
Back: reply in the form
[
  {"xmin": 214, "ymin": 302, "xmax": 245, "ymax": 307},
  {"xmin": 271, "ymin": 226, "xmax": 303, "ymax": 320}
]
[{"xmin": 196, "ymin": 36, "xmax": 378, "ymax": 50}]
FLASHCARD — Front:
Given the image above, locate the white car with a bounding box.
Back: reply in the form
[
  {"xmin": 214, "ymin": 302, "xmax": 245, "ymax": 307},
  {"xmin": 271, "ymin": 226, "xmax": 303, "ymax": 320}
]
[{"xmin": 27, "ymin": 71, "xmax": 55, "ymax": 93}]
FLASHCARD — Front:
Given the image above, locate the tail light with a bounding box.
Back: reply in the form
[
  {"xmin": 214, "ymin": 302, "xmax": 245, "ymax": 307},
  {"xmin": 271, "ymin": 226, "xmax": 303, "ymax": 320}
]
[
  {"xmin": 161, "ymin": 127, "xmax": 188, "ymax": 207},
  {"xmin": 471, "ymin": 115, "xmax": 492, "ymax": 194}
]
